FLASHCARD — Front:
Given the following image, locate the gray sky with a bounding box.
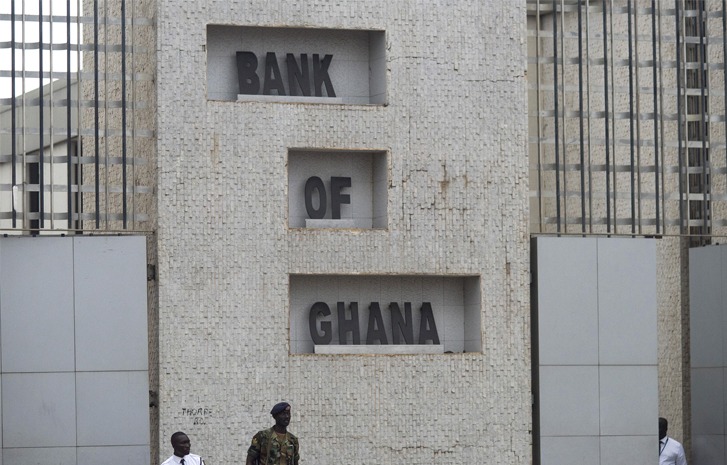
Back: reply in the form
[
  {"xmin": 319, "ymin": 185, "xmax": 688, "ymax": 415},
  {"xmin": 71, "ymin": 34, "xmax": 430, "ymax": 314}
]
[{"xmin": 1, "ymin": 0, "xmax": 82, "ymax": 99}]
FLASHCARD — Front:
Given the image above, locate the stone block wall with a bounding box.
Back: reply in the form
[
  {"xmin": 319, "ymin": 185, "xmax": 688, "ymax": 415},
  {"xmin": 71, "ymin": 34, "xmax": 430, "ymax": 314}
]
[{"xmin": 155, "ymin": 1, "xmax": 530, "ymax": 464}]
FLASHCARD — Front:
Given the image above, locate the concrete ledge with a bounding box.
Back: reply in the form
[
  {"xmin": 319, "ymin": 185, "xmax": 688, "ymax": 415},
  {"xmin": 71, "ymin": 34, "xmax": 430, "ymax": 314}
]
[
  {"xmin": 237, "ymin": 94, "xmax": 344, "ymax": 104},
  {"xmin": 305, "ymin": 218, "xmax": 357, "ymax": 228},
  {"xmin": 314, "ymin": 345, "xmax": 444, "ymax": 355}
]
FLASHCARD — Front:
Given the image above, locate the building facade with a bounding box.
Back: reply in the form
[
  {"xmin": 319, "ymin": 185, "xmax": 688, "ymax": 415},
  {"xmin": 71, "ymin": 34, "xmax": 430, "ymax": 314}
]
[
  {"xmin": 157, "ymin": 1, "xmax": 530, "ymax": 464},
  {"xmin": 4, "ymin": 0, "xmax": 727, "ymax": 464}
]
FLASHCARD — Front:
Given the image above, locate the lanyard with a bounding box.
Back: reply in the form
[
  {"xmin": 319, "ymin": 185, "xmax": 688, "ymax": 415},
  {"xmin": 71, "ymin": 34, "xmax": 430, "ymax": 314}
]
[{"xmin": 660, "ymin": 438, "xmax": 669, "ymax": 456}]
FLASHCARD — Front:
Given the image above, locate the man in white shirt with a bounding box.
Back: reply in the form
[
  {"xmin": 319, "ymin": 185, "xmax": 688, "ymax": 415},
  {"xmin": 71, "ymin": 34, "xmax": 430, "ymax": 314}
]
[
  {"xmin": 161, "ymin": 431, "xmax": 205, "ymax": 465},
  {"xmin": 659, "ymin": 417, "xmax": 687, "ymax": 465}
]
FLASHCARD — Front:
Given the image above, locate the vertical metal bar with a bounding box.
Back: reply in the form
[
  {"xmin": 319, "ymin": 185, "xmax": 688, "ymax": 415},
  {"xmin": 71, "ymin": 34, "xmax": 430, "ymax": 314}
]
[
  {"xmin": 610, "ymin": 0, "xmax": 618, "ymax": 233},
  {"xmin": 698, "ymin": 1, "xmax": 708, "ymax": 235},
  {"xmin": 627, "ymin": 0, "xmax": 636, "ymax": 234},
  {"xmin": 121, "ymin": 0, "xmax": 128, "ymax": 228},
  {"xmin": 676, "ymin": 0, "xmax": 685, "ymax": 233},
  {"xmin": 21, "ymin": 0, "xmax": 27, "ymax": 229},
  {"xmin": 553, "ymin": 0, "xmax": 562, "ymax": 233},
  {"xmin": 578, "ymin": 0, "xmax": 586, "ymax": 233},
  {"xmin": 586, "ymin": 0, "xmax": 593, "ymax": 233},
  {"xmin": 560, "ymin": 0, "xmax": 568, "ymax": 232},
  {"xmin": 11, "ymin": 0, "xmax": 17, "ymax": 228},
  {"xmin": 39, "ymin": 0, "xmax": 45, "ymax": 229},
  {"xmin": 49, "ymin": 0, "xmax": 55, "ymax": 230},
  {"xmin": 535, "ymin": 0, "xmax": 544, "ymax": 232},
  {"xmin": 104, "ymin": 0, "xmax": 109, "ymax": 229},
  {"xmin": 634, "ymin": 0, "xmax": 643, "ymax": 234},
  {"xmin": 652, "ymin": 0, "xmax": 661, "ymax": 234},
  {"xmin": 94, "ymin": 0, "xmax": 100, "ymax": 228},
  {"xmin": 723, "ymin": 0, "xmax": 727, "ymax": 217},
  {"xmin": 603, "ymin": 0, "xmax": 612, "ymax": 233},
  {"xmin": 658, "ymin": 0, "xmax": 666, "ymax": 234},
  {"xmin": 67, "ymin": 0, "xmax": 73, "ymax": 229},
  {"xmin": 131, "ymin": 0, "xmax": 137, "ymax": 229},
  {"xmin": 76, "ymin": 0, "xmax": 82, "ymax": 228}
]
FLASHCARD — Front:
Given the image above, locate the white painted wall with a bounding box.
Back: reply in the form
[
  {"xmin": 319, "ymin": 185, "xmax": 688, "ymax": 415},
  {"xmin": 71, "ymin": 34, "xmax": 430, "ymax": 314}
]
[
  {"xmin": 0, "ymin": 236, "xmax": 150, "ymax": 465},
  {"xmin": 534, "ymin": 236, "xmax": 658, "ymax": 465},
  {"xmin": 690, "ymin": 244, "xmax": 727, "ymax": 465}
]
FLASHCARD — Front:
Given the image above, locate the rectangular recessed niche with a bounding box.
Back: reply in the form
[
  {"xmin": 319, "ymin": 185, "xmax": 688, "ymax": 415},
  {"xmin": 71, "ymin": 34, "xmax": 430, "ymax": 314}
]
[
  {"xmin": 289, "ymin": 275, "xmax": 482, "ymax": 354},
  {"xmin": 207, "ymin": 26, "xmax": 386, "ymax": 104},
  {"xmin": 288, "ymin": 149, "xmax": 387, "ymax": 229}
]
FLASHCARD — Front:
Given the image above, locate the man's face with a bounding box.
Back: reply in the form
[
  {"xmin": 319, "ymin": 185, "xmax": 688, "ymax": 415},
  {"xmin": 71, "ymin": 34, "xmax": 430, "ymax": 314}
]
[
  {"xmin": 274, "ymin": 407, "xmax": 291, "ymax": 428},
  {"xmin": 173, "ymin": 434, "xmax": 191, "ymax": 457}
]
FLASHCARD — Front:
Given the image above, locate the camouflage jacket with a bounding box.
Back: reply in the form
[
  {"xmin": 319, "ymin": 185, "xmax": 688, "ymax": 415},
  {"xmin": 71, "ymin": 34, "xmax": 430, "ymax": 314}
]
[{"xmin": 247, "ymin": 428, "xmax": 299, "ymax": 465}]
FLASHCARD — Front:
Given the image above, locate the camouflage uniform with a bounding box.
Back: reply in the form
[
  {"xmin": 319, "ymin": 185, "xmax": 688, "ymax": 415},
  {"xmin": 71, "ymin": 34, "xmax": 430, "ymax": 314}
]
[{"xmin": 247, "ymin": 428, "xmax": 299, "ymax": 465}]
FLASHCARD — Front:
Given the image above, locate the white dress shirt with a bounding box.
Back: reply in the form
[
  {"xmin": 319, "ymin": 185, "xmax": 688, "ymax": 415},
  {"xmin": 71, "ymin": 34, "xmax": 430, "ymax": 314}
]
[
  {"xmin": 161, "ymin": 453, "xmax": 204, "ymax": 465},
  {"xmin": 660, "ymin": 436, "xmax": 687, "ymax": 465}
]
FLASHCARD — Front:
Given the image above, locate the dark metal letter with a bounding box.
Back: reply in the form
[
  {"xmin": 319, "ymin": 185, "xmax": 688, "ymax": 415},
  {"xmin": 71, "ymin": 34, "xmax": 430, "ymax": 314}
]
[
  {"xmin": 389, "ymin": 302, "xmax": 414, "ymax": 344},
  {"xmin": 263, "ymin": 52, "xmax": 286, "ymax": 95},
  {"xmin": 304, "ymin": 176, "xmax": 327, "ymax": 219},
  {"xmin": 366, "ymin": 302, "xmax": 388, "ymax": 344},
  {"xmin": 309, "ymin": 302, "xmax": 332, "ymax": 345},
  {"xmin": 236, "ymin": 51, "xmax": 260, "ymax": 94},
  {"xmin": 330, "ymin": 177, "xmax": 351, "ymax": 219},
  {"xmin": 418, "ymin": 302, "xmax": 440, "ymax": 344},
  {"xmin": 287, "ymin": 53, "xmax": 311, "ymax": 96},
  {"xmin": 313, "ymin": 54, "xmax": 336, "ymax": 97},
  {"xmin": 337, "ymin": 302, "xmax": 361, "ymax": 345}
]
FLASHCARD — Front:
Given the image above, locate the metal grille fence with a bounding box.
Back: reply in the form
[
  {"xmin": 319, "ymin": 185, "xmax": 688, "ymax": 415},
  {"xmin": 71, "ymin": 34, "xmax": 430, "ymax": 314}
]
[
  {"xmin": 0, "ymin": 0, "xmax": 154, "ymax": 233},
  {"xmin": 528, "ymin": 0, "xmax": 727, "ymax": 239}
]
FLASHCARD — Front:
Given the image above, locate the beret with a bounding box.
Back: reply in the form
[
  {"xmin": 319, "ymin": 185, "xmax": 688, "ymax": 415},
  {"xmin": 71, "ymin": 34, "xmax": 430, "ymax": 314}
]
[{"xmin": 270, "ymin": 402, "xmax": 290, "ymax": 416}]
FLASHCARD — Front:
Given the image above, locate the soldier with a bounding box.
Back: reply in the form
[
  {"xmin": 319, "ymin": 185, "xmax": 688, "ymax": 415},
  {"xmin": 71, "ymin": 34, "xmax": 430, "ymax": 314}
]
[{"xmin": 246, "ymin": 402, "xmax": 300, "ymax": 465}]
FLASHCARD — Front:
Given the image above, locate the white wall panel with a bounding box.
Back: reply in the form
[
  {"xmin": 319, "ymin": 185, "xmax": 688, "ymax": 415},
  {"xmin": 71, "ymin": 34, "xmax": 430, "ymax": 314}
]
[
  {"xmin": 74, "ymin": 236, "xmax": 148, "ymax": 372},
  {"xmin": 600, "ymin": 436, "xmax": 655, "ymax": 465},
  {"xmin": 536, "ymin": 237, "xmax": 598, "ymax": 366},
  {"xmin": 3, "ymin": 447, "xmax": 76, "ymax": 465},
  {"xmin": 723, "ymin": 249, "xmax": 727, "ymax": 368},
  {"xmin": 2, "ymin": 373, "xmax": 76, "ymax": 448},
  {"xmin": 692, "ymin": 435, "xmax": 726, "ymax": 465},
  {"xmin": 539, "ymin": 365, "xmax": 599, "ymax": 436},
  {"xmin": 540, "ymin": 436, "xmax": 599, "ymax": 465},
  {"xmin": 691, "ymin": 368, "xmax": 725, "ymax": 436},
  {"xmin": 0, "ymin": 238, "xmax": 75, "ymax": 372},
  {"xmin": 535, "ymin": 236, "xmax": 658, "ymax": 465},
  {"xmin": 690, "ymin": 244, "xmax": 727, "ymax": 465},
  {"xmin": 597, "ymin": 239, "xmax": 657, "ymax": 365},
  {"xmin": 690, "ymin": 247, "xmax": 724, "ymax": 368},
  {"xmin": 599, "ymin": 365, "xmax": 658, "ymax": 436},
  {"xmin": 0, "ymin": 236, "xmax": 149, "ymax": 460},
  {"xmin": 77, "ymin": 446, "xmax": 150, "ymax": 465},
  {"xmin": 76, "ymin": 371, "xmax": 150, "ymax": 446}
]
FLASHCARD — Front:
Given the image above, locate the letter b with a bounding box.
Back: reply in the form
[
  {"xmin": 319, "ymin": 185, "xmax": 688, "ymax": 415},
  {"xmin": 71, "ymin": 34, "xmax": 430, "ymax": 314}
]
[{"xmin": 237, "ymin": 51, "xmax": 260, "ymax": 94}]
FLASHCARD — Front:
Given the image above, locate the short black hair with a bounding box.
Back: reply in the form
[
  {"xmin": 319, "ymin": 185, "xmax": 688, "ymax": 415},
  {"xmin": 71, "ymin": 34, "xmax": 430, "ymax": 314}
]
[{"xmin": 171, "ymin": 431, "xmax": 187, "ymax": 445}]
